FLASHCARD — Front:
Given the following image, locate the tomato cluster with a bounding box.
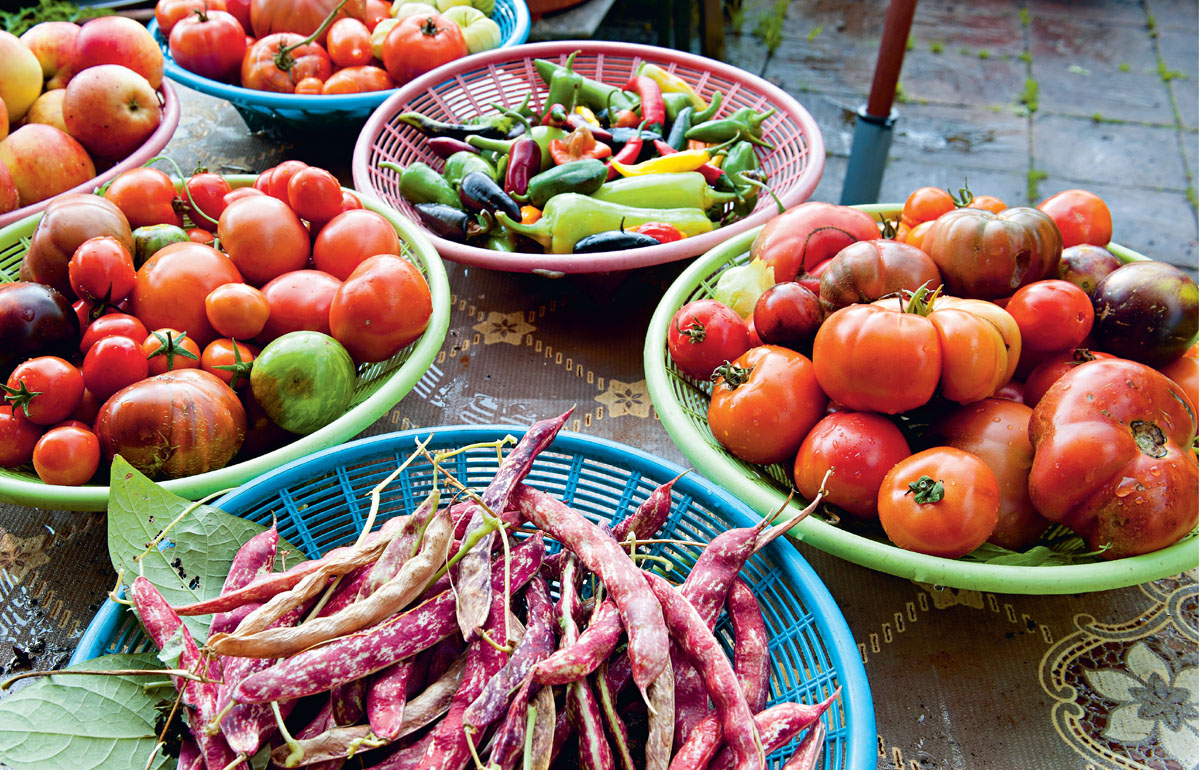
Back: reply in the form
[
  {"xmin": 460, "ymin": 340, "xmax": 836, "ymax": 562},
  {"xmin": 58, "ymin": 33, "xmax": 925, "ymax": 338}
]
[
  {"xmin": 1, "ymin": 162, "xmax": 433, "ymax": 487},
  {"xmin": 157, "ymin": 0, "xmax": 501, "ymax": 96},
  {"xmin": 668, "ymin": 188, "xmax": 1199, "ymax": 561}
]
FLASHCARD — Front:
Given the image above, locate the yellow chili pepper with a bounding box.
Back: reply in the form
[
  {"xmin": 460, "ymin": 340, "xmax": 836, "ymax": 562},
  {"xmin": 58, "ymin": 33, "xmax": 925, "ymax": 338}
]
[
  {"xmin": 708, "ymin": 154, "xmax": 724, "ymax": 169},
  {"xmin": 520, "ymin": 205, "xmax": 542, "ymax": 224},
  {"xmin": 573, "ymin": 106, "xmax": 600, "ymax": 125},
  {"xmin": 610, "ymin": 149, "xmax": 711, "ymax": 177},
  {"xmin": 637, "ymin": 63, "xmax": 706, "ymax": 110}
]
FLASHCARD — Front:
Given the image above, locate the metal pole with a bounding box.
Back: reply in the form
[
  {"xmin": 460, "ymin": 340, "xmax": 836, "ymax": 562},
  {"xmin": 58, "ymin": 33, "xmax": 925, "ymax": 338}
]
[{"xmin": 841, "ymin": 0, "xmax": 918, "ymax": 204}]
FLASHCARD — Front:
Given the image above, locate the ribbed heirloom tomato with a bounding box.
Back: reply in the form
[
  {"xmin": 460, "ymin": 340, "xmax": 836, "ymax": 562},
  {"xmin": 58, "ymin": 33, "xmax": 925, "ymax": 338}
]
[
  {"xmin": 241, "ymin": 33, "xmax": 332, "ymax": 93},
  {"xmin": 923, "ymin": 206, "xmax": 1062, "ymax": 299}
]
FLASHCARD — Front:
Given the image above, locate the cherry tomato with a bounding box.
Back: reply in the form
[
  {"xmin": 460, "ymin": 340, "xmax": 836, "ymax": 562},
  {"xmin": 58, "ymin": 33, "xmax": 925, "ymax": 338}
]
[
  {"xmin": 1005, "ymin": 279, "xmax": 1094, "ymax": 353},
  {"xmin": 4, "ymin": 356, "xmax": 84, "ymax": 425},
  {"xmin": 33, "ymin": 425, "xmax": 101, "ymax": 486},
  {"xmin": 793, "ymin": 412, "xmax": 910, "ymax": 519},
  {"xmin": 266, "ymin": 160, "xmax": 309, "ymax": 203},
  {"xmin": 752, "ymin": 282, "xmax": 824, "ymax": 350},
  {"xmin": 1037, "ymin": 189, "xmax": 1113, "ymax": 248},
  {"xmin": 363, "ymin": 0, "xmax": 390, "ymax": 30},
  {"xmin": 966, "ymin": 194, "xmax": 1007, "ymax": 214},
  {"xmin": 327, "ymin": 17, "xmax": 373, "ymax": 67},
  {"xmin": 68, "ymin": 236, "xmax": 137, "ymax": 304},
  {"xmin": 287, "ymin": 166, "xmax": 343, "ymax": 225},
  {"xmin": 666, "ymin": 299, "xmax": 752, "ymax": 382},
  {"xmin": 0, "ymin": 406, "xmax": 42, "ymax": 467},
  {"xmin": 340, "ymin": 191, "xmax": 363, "ymax": 212},
  {"xmin": 900, "ymin": 187, "xmax": 955, "ymax": 228},
  {"xmin": 168, "ymin": 7, "xmax": 246, "ymax": 82},
  {"xmin": 294, "ymin": 77, "xmax": 325, "ymax": 94},
  {"xmin": 74, "ymin": 299, "xmax": 117, "ymax": 332},
  {"xmin": 188, "ymin": 228, "xmax": 216, "ymax": 244},
  {"xmin": 321, "ymin": 65, "xmax": 395, "ymax": 94},
  {"xmin": 79, "ymin": 313, "xmax": 149, "ymax": 353},
  {"xmin": 312, "ymin": 209, "xmax": 402, "ymax": 280},
  {"xmin": 1057, "ymin": 244, "xmax": 1121, "ymax": 296},
  {"xmin": 329, "ymin": 255, "xmax": 432, "ymax": 363},
  {"xmin": 69, "ymin": 389, "xmax": 102, "ymax": 425},
  {"xmin": 259, "ymin": 269, "xmax": 341, "ymax": 341},
  {"xmin": 183, "ymin": 171, "xmax": 233, "ymax": 227},
  {"xmin": 103, "ymin": 168, "xmax": 182, "ymax": 229},
  {"xmin": 708, "ymin": 345, "xmax": 828, "ymax": 466},
  {"xmin": 142, "ymin": 329, "xmax": 202, "ymax": 376},
  {"xmin": 201, "ymin": 338, "xmax": 258, "ymax": 388},
  {"xmin": 1161, "ymin": 353, "xmax": 1199, "ymax": 416},
  {"xmin": 217, "ymin": 195, "xmax": 311, "ymax": 287},
  {"xmin": 83, "ymin": 335, "xmax": 149, "ymax": 401},
  {"xmin": 902, "ymin": 220, "xmax": 935, "ymax": 252},
  {"xmin": 205, "ymin": 283, "xmax": 271, "ymax": 340},
  {"xmin": 877, "ymin": 447, "xmax": 1000, "ymax": 558}
]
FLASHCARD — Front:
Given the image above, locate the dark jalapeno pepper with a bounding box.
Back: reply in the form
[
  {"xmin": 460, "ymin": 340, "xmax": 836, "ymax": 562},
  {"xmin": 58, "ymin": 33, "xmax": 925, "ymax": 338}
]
[
  {"xmin": 573, "ymin": 229, "xmax": 661, "ymax": 252},
  {"xmin": 396, "ymin": 112, "xmax": 510, "ymax": 141},
  {"xmin": 427, "ymin": 137, "xmax": 479, "ymax": 159},
  {"xmin": 459, "ymin": 171, "xmax": 522, "ymax": 222},
  {"xmin": 413, "ymin": 203, "xmax": 489, "ymax": 242},
  {"xmin": 609, "ymin": 127, "xmax": 663, "ymax": 146}
]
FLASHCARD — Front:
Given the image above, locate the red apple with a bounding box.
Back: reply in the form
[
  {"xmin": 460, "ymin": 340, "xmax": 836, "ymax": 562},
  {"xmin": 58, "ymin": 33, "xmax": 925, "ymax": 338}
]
[
  {"xmin": 20, "ymin": 22, "xmax": 80, "ymax": 90},
  {"xmin": 0, "ymin": 124, "xmax": 96, "ymax": 207},
  {"xmin": 63, "ymin": 65, "xmax": 162, "ymax": 160},
  {"xmin": 0, "ymin": 31, "xmax": 43, "ymax": 122},
  {"xmin": 0, "ymin": 160, "xmax": 18, "ymax": 214},
  {"xmin": 73, "ymin": 17, "xmax": 164, "ymax": 90},
  {"xmin": 23, "ymin": 89, "xmax": 68, "ymax": 134}
]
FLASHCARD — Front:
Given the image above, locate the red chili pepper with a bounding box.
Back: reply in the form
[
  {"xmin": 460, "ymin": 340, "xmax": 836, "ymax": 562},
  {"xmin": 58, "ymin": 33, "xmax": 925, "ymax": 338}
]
[
  {"xmin": 630, "ymin": 222, "xmax": 684, "ymax": 244},
  {"xmin": 548, "ymin": 125, "xmax": 612, "ymax": 165},
  {"xmin": 542, "ymin": 103, "xmax": 569, "ymax": 127},
  {"xmin": 623, "ymin": 75, "xmax": 665, "ymax": 135},
  {"xmin": 606, "ymin": 120, "xmax": 647, "ymax": 181}
]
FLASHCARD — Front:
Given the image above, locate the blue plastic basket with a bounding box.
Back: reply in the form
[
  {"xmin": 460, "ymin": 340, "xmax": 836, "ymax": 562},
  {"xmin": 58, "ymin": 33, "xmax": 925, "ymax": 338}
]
[
  {"xmin": 148, "ymin": 2, "xmax": 530, "ymax": 140},
  {"xmin": 72, "ymin": 426, "xmax": 874, "ymax": 770}
]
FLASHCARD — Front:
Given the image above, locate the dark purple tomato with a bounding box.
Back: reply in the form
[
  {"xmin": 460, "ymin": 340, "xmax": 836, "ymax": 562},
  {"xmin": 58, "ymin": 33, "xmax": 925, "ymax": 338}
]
[
  {"xmin": 1057, "ymin": 244, "xmax": 1122, "ymax": 296},
  {"xmin": 753, "ymin": 282, "xmax": 825, "ymax": 350},
  {"xmin": 0, "ymin": 282, "xmax": 80, "ymax": 380},
  {"xmin": 1092, "ymin": 261, "xmax": 1199, "ymax": 367}
]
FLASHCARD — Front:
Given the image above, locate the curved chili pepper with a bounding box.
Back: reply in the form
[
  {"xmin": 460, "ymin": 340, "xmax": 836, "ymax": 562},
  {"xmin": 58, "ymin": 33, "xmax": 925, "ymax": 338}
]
[
  {"xmin": 623, "ymin": 74, "xmax": 666, "ymax": 135},
  {"xmin": 566, "ymin": 112, "xmax": 613, "ymax": 144},
  {"xmin": 459, "ymin": 171, "xmax": 522, "ymax": 222},
  {"xmin": 610, "ymin": 148, "xmax": 710, "ymax": 177},
  {"xmin": 691, "ymin": 90, "xmax": 724, "ymax": 123},
  {"xmin": 606, "ymin": 120, "xmax": 647, "ymax": 181},
  {"xmin": 652, "ymin": 140, "xmax": 738, "ymax": 188},
  {"xmin": 427, "ymin": 137, "xmax": 479, "ymax": 159},
  {"xmin": 666, "ymin": 106, "xmax": 695, "ymax": 151}
]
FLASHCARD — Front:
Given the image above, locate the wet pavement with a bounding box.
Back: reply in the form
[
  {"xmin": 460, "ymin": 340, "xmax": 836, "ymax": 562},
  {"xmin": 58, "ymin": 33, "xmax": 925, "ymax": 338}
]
[{"xmin": 596, "ymin": 0, "xmax": 1200, "ymax": 273}]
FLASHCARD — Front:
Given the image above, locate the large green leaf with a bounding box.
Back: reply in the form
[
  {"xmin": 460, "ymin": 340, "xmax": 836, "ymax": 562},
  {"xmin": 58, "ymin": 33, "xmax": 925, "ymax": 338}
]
[
  {"xmin": 107, "ymin": 457, "xmax": 298, "ymax": 641},
  {"xmin": 0, "ymin": 653, "xmax": 170, "ymax": 770}
]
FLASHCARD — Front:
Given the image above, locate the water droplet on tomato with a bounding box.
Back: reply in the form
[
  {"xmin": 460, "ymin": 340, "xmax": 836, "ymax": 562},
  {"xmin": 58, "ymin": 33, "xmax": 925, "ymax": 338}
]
[{"xmin": 1114, "ymin": 477, "xmax": 1138, "ymax": 497}]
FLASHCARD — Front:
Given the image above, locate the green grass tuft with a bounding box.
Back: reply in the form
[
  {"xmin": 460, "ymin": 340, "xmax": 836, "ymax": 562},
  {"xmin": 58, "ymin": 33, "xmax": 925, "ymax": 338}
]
[
  {"xmin": 1019, "ymin": 77, "xmax": 1039, "ymax": 113},
  {"xmin": 930, "ymin": 40, "xmax": 944, "ymax": 53},
  {"xmin": 1027, "ymin": 168, "xmax": 1048, "ymax": 202}
]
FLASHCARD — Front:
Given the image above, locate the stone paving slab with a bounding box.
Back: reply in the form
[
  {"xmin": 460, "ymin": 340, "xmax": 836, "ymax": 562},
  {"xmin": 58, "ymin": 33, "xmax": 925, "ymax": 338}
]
[{"xmin": 1033, "ymin": 112, "xmax": 1189, "ymax": 190}]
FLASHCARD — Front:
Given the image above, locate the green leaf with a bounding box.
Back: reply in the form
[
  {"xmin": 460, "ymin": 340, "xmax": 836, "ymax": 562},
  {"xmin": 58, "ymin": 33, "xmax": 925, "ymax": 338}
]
[
  {"xmin": 107, "ymin": 456, "xmax": 299, "ymax": 641},
  {"xmin": 961, "ymin": 542, "xmax": 1103, "ymax": 566},
  {"xmin": 0, "ymin": 652, "xmax": 170, "ymax": 770}
]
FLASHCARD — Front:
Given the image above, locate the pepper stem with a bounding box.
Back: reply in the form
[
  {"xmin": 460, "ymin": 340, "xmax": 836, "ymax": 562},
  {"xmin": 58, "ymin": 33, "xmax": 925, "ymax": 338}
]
[{"xmin": 905, "ymin": 475, "xmax": 945, "ymax": 503}]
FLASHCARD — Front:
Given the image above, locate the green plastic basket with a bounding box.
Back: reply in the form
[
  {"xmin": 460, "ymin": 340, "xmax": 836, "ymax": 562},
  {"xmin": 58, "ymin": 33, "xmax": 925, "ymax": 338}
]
[
  {"xmin": 644, "ymin": 204, "xmax": 1199, "ymax": 595},
  {"xmin": 0, "ymin": 176, "xmax": 451, "ymax": 512}
]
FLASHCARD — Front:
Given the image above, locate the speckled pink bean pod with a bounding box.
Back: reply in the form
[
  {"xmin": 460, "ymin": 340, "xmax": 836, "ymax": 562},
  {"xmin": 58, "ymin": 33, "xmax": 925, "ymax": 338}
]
[
  {"xmin": 484, "ymin": 676, "xmax": 535, "ymax": 770},
  {"xmin": 367, "ymin": 660, "xmax": 413, "ymax": 741},
  {"xmin": 706, "ymin": 696, "xmax": 837, "ymax": 770},
  {"xmin": 611, "ymin": 472, "xmax": 683, "ymax": 543},
  {"xmin": 559, "ymin": 558, "xmax": 616, "ymax": 770},
  {"xmin": 728, "ymin": 579, "xmax": 770, "ymax": 714},
  {"xmin": 779, "ymin": 720, "xmax": 826, "ymax": 770},
  {"xmin": 129, "ymin": 578, "xmax": 211, "ymax": 712},
  {"xmin": 531, "ymin": 599, "xmax": 622, "ymax": 685},
  {"xmin": 210, "ymin": 525, "xmax": 278, "ymax": 636}
]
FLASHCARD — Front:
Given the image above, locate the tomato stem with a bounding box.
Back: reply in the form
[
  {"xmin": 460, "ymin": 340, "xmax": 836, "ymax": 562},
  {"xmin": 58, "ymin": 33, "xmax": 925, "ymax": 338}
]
[
  {"xmin": 711, "ymin": 361, "xmax": 751, "ymax": 388},
  {"xmin": 1130, "ymin": 420, "xmax": 1168, "ymax": 459},
  {"xmin": 905, "ymin": 475, "xmax": 945, "ymax": 504},
  {"xmin": 674, "ymin": 315, "xmax": 707, "ymax": 344},
  {"xmin": 947, "ymin": 181, "xmax": 974, "ymax": 208},
  {"xmin": 275, "ymin": 0, "xmax": 349, "ymax": 71},
  {"xmin": 0, "ymin": 381, "xmax": 40, "ymax": 418}
]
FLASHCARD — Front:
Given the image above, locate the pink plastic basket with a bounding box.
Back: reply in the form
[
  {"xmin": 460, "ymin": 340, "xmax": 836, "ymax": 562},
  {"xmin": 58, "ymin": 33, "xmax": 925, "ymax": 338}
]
[
  {"xmin": 352, "ymin": 41, "xmax": 824, "ymax": 274},
  {"xmin": 0, "ymin": 81, "xmax": 181, "ymax": 230}
]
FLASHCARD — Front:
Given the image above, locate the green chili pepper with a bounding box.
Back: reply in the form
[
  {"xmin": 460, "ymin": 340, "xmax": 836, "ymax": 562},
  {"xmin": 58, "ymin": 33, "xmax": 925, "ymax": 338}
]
[
  {"xmin": 513, "ymin": 159, "xmax": 608, "ymax": 209},
  {"xmin": 590, "ymin": 172, "xmax": 740, "ymax": 210},
  {"xmin": 384, "ymin": 161, "xmax": 462, "ymax": 209},
  {"xmin": 685, "ymin": 116, "xmax": 775, "ymax": 148},
  {"xmin": 496, "ymin": 193, "xmax": 713, "ymax": 253},
  {"xmin": 721, "ymin": 141, "xmax": 762, "ymax": 218},
  {"xmin": 467, "ymin": 126, "xmax": 567, "ymax": 172},
  {"xmin": 691, "ymin": 91, "xmax": 724, "ymax": 123},
  {"xmin": 544, "ymin": 51, "xmax": 585, "ymax": 116},
  {"xmin": 662, "ymin": 92, "xmax": 693, "ymax": 124},
  {"xmin": 485, "ymin": 223, "xmax": 519, "ymax": 252},
  {"xmin": 666, "ymin": 106, "xmax": 694, "ymax": 151},
  {"xmin": 534, "ymin": 56, "xmax": 639, "ymax": 114},
  {"xmin": 442, "ymin": 152, "xmax": 497, "ymax": 188}
]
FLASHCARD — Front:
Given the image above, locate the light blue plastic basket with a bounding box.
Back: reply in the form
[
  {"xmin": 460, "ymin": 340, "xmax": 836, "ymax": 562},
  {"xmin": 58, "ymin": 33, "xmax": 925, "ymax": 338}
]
[
  {"xmin": 72, "ymin": 426, "xmax": 873, "ymax": 770},
  {"xmin": 148, "ymin": 1, "xmax": 530, "ymax": 140}
]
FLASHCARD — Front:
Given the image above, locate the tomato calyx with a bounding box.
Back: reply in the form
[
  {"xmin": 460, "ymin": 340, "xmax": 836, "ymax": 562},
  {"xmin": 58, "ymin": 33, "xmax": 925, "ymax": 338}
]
[
  {"xmin": 948, "ymin": 183, "xmax": 974, "ymax": 208},
  {"xmin": 878, "ymin": 214, "xmax": 900, "ymax": 240},
  {"xmin": 1072, "ymin": 348, "xmax": 1100, "ymax": 363},
  {"xmin": 1130, "ymin": 420, "xmax": 1168, "ymax": 459},
  {"xmin": 905, "ymin": 475, "xmax": 945, "ymax": 504},
  {"xmin": 674, "ymin": 316, "xmax": 707, "ymax": 344},
  {"xmin": 418, "ymin": 15, "xmax": 442, "ymax": 37},
  {"xmin": 900, "ymin": 282, "xmax": 942, "ymax": 317},
  {"xmin": 213, "ymin": 343, "xmax": 254, "ymax": 389},
  {"xmin": 712, "ymin": 361, "xmax": 751, "ymax": 388},
  {"xmin": 146, "ymin": 330, "xmax": 201, "ymax": 370},
  {"xmin": 1, "ymin": 381, "xmax": 41, "ymax": 419},
  {"xmin": 274, "ymin": 0, "xmax": 348, "ymax": 72}
]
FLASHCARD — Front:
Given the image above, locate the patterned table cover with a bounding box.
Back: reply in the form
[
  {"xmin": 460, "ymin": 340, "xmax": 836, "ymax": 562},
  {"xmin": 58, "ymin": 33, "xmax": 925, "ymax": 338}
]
[{"xmin": 0, "ymin": 87, "xmax": 1194, "ymax": 770}]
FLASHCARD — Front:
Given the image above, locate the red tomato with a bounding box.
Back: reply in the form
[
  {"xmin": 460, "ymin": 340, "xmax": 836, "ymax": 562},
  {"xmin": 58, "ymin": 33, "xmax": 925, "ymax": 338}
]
[
  {"xmin": 382, "ymin": 13, "xmax": 468, "ymax": 85},
  {"xmin": 0, "ymin": 406, "xmax": 42, "ymax": 467},
  {"xmin": 68, "ymin": 236, "xmax": 137, "ymax": 304},
  {"xmin": 217, "ymin": 196, "xmax": 311, "ymax": 287},
  {"xmin": 966, "ymin": 194, "xmax": 1007, "ymax": 214},
  {"xmin": 142, "ymin": 329, "xmax": 203, "ymax": 376},
  {"xmin": 248, "ymin": 0, "xmax": 362, "ymax": 40},
  {"xmin": 666, "ymin": 299, "xmax": 752, "ymax": 381},
  {"xmin": 329, "ymin": 255, "xmax": 432, "ymax": 363},
  {"xmin": 241, "ymin": 33, "xmax": 332, "ymax": 93},
  {"xmin": 931, "ymin": 399, "xmax": 1048, "ymax": 551},
  {"xmin": 169, "ymin": 8, "xmax": 246, "ymax": 82},
  {"xmin": 183, "ymin": 172, "xmax": 233, "ymax": 227},
  {"xmin": 104, "ymin": 168, "xmax": 182, "ymax": 229},
  {"xmin": 205, "ymin": 283, "xmax": 271, "ymax": 340},
  {"xmin": 33, "ymin": 425, "xmax": 101, "ymax": 486},
  {"xmin": 363, "ymin": 0, "xmax": 389, "ymax": 29},
  {"xmin": 294, "ymin": 77, "xmax": 325, "ymax": 94},
  {"xmin": 1160, "ymin": 354, "xmax": 1199, "ymax": 416},
  {"xmin": 1005, "ymin": 279, "xmax": 1094, "ymax": 353},
  {"xmin": 69, "ymin": 389, "xmax": 102, "ymax": 425},
  {"xmin": 793, "ymin": 412, "xmax": 910, "ymax": 519},
  {"xmin": 753, "ymin": 282, "xmax": 824, "ymax": 350},
  {"xmin": 224, "ymin": 0, "xmax": 251, "ymax": 31},
  {"xmin": 902, "ymin": 220, "xmax": 935, "ymax": 252},
  {"xmin": 707, "ymin": 345, "xmax": 828, "ymax": 466},
  {"xmin": 266, "ymin": 160, "xmax": 309, "ymax": 202},
  {"xmin": 188, "ymin": 228, "xmax": 216, "ymax": 245},
  {"xmin": 1022, "ymin": 348, "xmax": 1116, "ymax": 408},
  {"xmin": 287, "ymin": 167, "xmax": 343, "ymax": 224},
  {"xmin": 201, "ymin": 338, "xmax": 258, "ymax": 388},
  {"xmin": 132, "ymin": 241, "xmax": 244, "ymax": 347},
  {"xmin": 156, "ymin": 0, "xmax": 228, "ymax": 35},
  {"xmin": 312, "ymin": 208, "xmax": 402, "ymax": 280},
  {"xmin": 749, "ymin": 202, "xmax": 880, "ymax": 283},
  {"xmin": 259, "ymin": 269, "xmax": 341, "ymax": 341},
  {"xmin": 224, "ymin": 187, "xmax": 265, "ymax": 207},
  {"xmin": 80, "ymin": 313, "xmax": 148, "ymax": 353},
  {"xmin": 900, "ymin": 187, "xmax": 955, "ymax": 228},
  {"xmin": 4, "ymin": 356, "xmax": 84, "ymax": 425},
  {"xmin": 83, "ymin": 335, "xmax": 150, "ymax": 401},
  {"xmin": 1037, "ymin": 189, "xmax": 1113, "ymax": 248},
  {"xmin": 339, "ymin": 191, "xmax": 363, "ymax": 211},
  {"xmin": 326, "ymin": 17, "xmax": 372, "ymax": 67},
  {"xmin": 321, "ymin": 65, "xmax": 394, "ymax": 94},
  {"xmin": 877, "ymin": 447, "xmax": 1000, "ymax": 558}
]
